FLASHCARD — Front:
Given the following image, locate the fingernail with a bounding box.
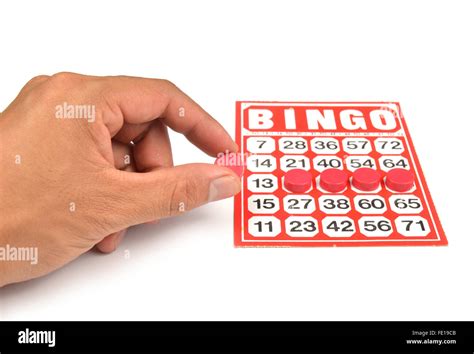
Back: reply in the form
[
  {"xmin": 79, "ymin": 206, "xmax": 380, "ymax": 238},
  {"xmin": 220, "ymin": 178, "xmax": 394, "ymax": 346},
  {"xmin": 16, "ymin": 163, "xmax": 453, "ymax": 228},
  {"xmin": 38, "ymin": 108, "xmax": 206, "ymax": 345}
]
[{"xmin": 208, "ymin": 175, "xmax": 241, "ymax": 202}]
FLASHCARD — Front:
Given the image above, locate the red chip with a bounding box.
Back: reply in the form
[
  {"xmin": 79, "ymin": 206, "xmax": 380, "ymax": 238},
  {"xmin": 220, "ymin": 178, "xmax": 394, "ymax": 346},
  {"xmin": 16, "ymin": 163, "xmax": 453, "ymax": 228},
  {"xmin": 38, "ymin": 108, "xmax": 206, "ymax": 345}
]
[
  {"xmin": 284, "ymin": 169, "xmax": 312, "ymax": 193},
  {"xmin": 215, "ymin": 152, "xmax": 245, "ymax": 177},
  {"xmin": 385, "ymin": 168, "xmax": 414, "ymax": 192},
  {"xmin": 320, "ymin": 168, "xmax": 349, "ymax": 193},
  {"xmin": 352, "ymin": 168, "xmax": 381, "ymax": 191}
]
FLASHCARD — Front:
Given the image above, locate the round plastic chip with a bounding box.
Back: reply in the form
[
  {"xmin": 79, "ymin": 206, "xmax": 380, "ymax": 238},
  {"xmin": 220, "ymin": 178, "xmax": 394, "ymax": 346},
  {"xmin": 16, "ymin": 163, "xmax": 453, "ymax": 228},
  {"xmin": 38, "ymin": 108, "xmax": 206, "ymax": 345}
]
[
  {"xmin": 284, "ymin": 169, "xmax": 312, "ymax": 193},
  {"xmin": 385, "ymin": 168, "xmax": 414, "ymax": 192},
  {"xmin": 319, "ymin": 168, "xmax": 349, "ymax": 193},
  {"xmin": 352, "ymin": 168, "xmax": 381, "ymax": 191}
]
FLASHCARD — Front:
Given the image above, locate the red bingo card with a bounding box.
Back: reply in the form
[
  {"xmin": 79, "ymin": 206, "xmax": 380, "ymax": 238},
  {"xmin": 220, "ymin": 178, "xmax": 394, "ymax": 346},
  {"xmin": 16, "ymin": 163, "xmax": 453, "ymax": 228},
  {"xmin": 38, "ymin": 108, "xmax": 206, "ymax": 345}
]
[{"xmin": 233, "ymin": 102, "xmax": 447, "ymax": 247}]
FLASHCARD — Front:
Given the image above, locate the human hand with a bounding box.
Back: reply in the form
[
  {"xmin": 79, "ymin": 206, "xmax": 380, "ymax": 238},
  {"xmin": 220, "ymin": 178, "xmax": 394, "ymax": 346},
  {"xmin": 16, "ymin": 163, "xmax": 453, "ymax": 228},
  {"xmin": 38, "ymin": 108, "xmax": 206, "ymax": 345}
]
[{"xmin": 0, "ymin": 73, "xmax": 241, "ymax": 287}]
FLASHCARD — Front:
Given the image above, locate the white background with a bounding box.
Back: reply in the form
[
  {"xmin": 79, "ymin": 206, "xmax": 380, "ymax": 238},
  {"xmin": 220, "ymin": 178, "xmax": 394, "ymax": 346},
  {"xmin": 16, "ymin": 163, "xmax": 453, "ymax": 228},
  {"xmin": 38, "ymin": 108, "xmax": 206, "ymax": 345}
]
[{"xmin": 0, "ymin": 0, "xmax": 473, "ymax": 320}]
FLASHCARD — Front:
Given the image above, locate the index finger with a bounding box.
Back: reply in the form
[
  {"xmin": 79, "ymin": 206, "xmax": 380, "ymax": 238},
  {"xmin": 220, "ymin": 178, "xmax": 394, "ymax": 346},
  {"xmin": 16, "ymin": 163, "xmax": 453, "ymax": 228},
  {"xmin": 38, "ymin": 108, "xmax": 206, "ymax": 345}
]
[{"xmin": 97, "ymin": 75, "xmax": 238, "ymax": 157}]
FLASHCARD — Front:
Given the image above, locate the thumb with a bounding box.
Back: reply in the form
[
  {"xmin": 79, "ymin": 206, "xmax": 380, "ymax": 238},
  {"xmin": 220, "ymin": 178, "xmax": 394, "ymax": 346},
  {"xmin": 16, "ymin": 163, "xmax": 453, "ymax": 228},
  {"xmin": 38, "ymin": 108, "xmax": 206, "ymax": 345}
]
[{"xmin": 99, "ymin": 163, "xmax": 241, "ymax": 230}]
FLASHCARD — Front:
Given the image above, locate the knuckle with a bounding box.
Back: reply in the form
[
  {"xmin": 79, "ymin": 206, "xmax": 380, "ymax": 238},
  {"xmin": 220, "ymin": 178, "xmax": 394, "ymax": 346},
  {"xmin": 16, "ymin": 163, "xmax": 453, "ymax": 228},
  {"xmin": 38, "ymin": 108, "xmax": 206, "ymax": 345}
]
[
  {"xmin": 77, "ymin": 170, "xmax": 137, "ymax": 233},
  {"xmin": 15, "ymin": 75, "xmax": 56, "ymax": 107},
  {"xmin": 25, "ymin": 75, "xmax": 50, "ymax": 88},
  {"xmin": 50, "ymin": 71, "xmax": 79, "ymax": 82},
  {"xmin": 165, "ymin": 177, "xmax": 201, "ymax": 217},
  {"xmin": 159, "ymin": 78, "xmax": 178, "ymax": 91},
  {"xmin": 17, "ymin": 75, "xmax": 51, "ymax": 100},
  {"xmin": 33, "ymin": 72, "xmax": 87, "ymax": 102},
  {"xmin": 48, "ymin": 72, "xmax": 84, "ymax": 89},
  {"xmin": 86, "ymin": 191, "xmax": 133, "ymax": 233}
]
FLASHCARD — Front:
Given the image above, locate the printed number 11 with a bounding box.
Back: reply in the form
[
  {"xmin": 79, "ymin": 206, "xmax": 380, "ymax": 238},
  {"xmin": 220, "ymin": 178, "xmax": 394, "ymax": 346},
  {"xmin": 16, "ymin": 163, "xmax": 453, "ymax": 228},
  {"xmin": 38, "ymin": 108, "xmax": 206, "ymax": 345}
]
[{"xmin": 256, "ymin": 221, "xmax": 273, "ymax": 232}]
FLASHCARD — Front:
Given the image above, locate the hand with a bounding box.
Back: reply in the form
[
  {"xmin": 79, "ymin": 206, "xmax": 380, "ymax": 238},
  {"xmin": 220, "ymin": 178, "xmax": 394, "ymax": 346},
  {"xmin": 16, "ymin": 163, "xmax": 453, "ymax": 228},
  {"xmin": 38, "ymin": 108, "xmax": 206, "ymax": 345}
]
[{"xmin": 0, "ymin": 73, "xmax": 241, "ymax": 287}]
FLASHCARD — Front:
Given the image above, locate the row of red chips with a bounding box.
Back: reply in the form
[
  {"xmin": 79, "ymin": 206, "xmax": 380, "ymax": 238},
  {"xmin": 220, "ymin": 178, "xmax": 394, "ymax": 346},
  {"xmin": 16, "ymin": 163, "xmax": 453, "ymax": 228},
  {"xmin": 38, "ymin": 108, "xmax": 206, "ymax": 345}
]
[{"xmin": 215, "ymin": 153, "xmax": 414, "ymax": 194}]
